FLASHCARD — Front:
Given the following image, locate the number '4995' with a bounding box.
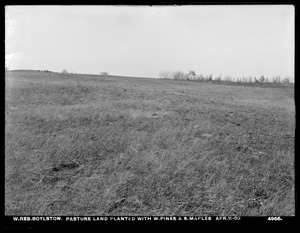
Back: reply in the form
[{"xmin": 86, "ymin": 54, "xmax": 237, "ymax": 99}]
[{"xmin": 268, "ymin": 217, "xmax": 282, "ymax": 221}]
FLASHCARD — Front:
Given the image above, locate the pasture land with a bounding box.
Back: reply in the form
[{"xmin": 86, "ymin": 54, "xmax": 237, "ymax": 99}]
[{"xmin": 5, "ymin": 71, "xmax": 295, "ymax": 216}]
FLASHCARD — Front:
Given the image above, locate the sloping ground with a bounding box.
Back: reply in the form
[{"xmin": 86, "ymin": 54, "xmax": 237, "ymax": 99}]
[{"xmin": 5, "ymin": 71, "xmax": 295, "ymax": 216}]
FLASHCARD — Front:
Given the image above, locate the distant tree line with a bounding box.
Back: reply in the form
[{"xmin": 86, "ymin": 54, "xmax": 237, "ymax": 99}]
[
  {"xmin": 59, "ymin": 70, "xmax": 109, "ymax": 75},
  {"xmin": 5, "ymin": 68, "xmax": 54, "ymax": 73},
  {"xmin": 159, "ymin": 71, "xmax": 292, "ymax": 84}
]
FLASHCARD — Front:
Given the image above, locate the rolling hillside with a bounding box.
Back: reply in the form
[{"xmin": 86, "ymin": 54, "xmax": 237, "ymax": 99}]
[{"xmin": 5, "ymin": 70, "xmax": 295, "ymax": 216}]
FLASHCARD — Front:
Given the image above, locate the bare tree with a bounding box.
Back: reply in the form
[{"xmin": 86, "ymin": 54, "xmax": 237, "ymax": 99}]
[{"xmin": 188, "ymin": 70, "xmax": 196, "ymax": 80}]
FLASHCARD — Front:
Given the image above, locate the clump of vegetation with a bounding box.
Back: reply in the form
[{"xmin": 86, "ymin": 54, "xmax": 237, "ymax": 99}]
[
  {"xmin": 159, "ymin": 71, "xmax": 186, "ymax": 80},
  {"xmin": 273, "ymin": 75, "xmax": 282, "ymax": 83},
  {"xmin": 282, "ymin": 77, "xmax": 290, "ymax": 84},
  {"xmin": 214, "ymin": 76, "xmax": 222, "ymax": 82}
]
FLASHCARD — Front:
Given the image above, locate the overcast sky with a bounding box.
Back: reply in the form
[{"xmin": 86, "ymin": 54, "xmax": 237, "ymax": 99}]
[{"xmin": 5, "ymin": 5, "xmax": 294, "ymax": 80}]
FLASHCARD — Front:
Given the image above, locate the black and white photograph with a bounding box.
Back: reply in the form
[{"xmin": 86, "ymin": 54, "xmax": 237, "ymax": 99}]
[{"xmin": 4, "ymin": 4, "xmax": 295, "ymax": 228}]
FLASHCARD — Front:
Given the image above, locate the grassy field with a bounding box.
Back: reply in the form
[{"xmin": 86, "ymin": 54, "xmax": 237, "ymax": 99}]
[{"xmin": 5, "ymin": 70, "xmax": 295, "ymax": 216}]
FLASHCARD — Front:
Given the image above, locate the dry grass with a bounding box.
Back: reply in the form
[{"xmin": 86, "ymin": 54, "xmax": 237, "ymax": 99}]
[{"xmin": 5, "ymin": 71, "xmax": 295, "ymax": 216}]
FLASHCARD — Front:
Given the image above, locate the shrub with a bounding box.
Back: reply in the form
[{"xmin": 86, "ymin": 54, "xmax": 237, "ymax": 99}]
[
  {"xmin": 214, "ymin": 76, "xmax": 221, "ymax": 82},
  {"xmin": 158, "ymin": 71, "xmax": 172, "ymax": 79},
  {"xmin": 242, "ymin": 77, "xmax": 248, "ymax": 83},
  {"xmin": 265, "ymin": 77, "xmax": 269, "ymax": 83},
  {"xmin": 195, "ymin": 74, "xmax": 205, "ymax": 81},
  {"xmin": 273, "ymin": 76, "xmax": 281, "ymax": 83},
  {"xmin": 282, "ymin": 77, "xmax": 290, "ymax": 84},
  {"xmin": 206, "ymin": 74, "xmax": 213, "ymax": 81},
  {"xmin": 173, "ymin": 71, "xmax": 186, "ymax": 80},
  {"xmin": 224, "ymin": 76, "xmax": 232, "ymax": 82}
]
